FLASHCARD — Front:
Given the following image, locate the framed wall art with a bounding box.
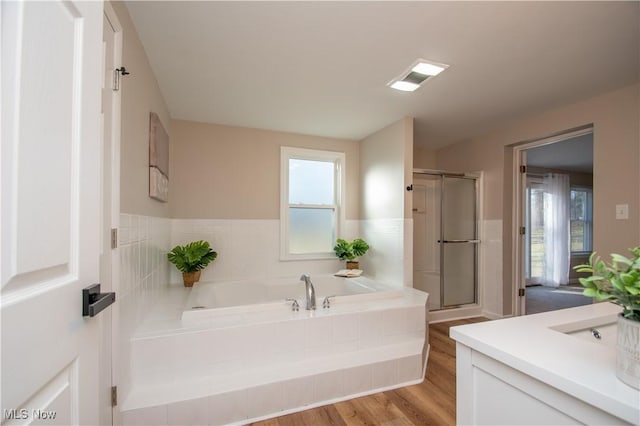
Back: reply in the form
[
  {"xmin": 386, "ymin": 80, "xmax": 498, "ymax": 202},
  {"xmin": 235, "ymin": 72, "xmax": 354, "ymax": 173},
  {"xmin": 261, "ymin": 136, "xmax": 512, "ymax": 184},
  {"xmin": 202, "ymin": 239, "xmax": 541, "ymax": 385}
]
[{"xmin": 149, "ymin": 112, "xmax": 169, "ymax": 202}]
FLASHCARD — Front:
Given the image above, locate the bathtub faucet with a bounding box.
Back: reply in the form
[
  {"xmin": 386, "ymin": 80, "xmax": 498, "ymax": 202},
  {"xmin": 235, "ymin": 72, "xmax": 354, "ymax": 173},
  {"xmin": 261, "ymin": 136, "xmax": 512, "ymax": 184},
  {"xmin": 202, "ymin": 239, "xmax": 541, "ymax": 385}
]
[{"xmin": 300, "ymin": 274, "xmax": 316, "ymax": 310}]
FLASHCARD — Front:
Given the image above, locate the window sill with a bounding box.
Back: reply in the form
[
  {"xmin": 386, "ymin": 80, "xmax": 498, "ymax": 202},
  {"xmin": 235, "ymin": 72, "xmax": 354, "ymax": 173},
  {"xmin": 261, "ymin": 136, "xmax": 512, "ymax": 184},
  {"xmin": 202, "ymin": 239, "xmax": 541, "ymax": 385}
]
[{"xmin": 280, "ymin": 253, "xmax": 337, "ymax": 262}]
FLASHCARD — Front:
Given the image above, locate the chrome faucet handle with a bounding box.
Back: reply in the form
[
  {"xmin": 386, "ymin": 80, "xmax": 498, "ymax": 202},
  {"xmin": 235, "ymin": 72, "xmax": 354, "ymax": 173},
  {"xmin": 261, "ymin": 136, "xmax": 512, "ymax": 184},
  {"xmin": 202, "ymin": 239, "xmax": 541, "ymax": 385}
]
[
  {"xmin": 285, "ymin": 298, "xmax": 300, "ymax": 312},
  {"xmin": 322, "ymin": 295, "xmax": 336, "ymax": 309}
]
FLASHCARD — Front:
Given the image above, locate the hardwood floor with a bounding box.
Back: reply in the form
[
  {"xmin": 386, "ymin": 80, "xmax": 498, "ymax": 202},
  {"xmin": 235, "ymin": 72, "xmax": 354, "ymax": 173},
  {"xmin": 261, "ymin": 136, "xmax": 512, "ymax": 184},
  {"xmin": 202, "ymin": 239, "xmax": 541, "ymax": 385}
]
[{"xmin": 249, "ymin": 317, "xmax": 488, "ymax": 426}]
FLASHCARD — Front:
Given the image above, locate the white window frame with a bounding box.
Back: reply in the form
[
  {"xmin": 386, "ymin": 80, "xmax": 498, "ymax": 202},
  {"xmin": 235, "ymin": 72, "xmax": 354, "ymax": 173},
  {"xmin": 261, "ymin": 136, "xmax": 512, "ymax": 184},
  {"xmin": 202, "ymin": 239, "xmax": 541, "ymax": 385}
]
[
  {"xmin": 525, "ymin": 176, "xmax": 545, "ymax": 285},
  {"xmin": 569, "ymin": 186, "xmax": 593, "ymax": 255},
  {"xmin": 280, "ymin": 146, "xmax": 346, "ymax": 261}
]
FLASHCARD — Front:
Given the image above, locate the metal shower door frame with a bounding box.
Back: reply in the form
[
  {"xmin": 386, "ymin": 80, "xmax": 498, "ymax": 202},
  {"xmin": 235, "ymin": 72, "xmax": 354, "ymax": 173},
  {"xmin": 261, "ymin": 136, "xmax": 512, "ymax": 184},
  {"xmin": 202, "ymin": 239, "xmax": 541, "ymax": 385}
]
[{"xmin": 414, "ymin": 169, "xmax": 479, "ymax": 310}]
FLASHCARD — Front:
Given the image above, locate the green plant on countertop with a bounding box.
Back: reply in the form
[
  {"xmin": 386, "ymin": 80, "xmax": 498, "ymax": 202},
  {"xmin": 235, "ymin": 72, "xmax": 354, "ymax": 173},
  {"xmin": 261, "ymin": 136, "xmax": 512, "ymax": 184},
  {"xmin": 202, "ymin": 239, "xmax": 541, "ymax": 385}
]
[
  {"xmin": 167, "ymin": 240, "xmax": 217, "ymax": 273},
  {"xmin": 574, "ymin": 246, "xmax": 640, "ymax": 322},
  {"xmin": 333, "ymin": 238, "xmax": 370, "ymax": 262}
]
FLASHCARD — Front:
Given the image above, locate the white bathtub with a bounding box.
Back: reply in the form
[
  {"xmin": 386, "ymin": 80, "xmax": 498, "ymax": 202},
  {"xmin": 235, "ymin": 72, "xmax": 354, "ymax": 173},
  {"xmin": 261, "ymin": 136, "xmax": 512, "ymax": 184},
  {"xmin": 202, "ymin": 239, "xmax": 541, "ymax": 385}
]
[
  {"xmin": 123, "ymin": 276, "xmax": 428, "ymax": 425},
  {"xmin": 182, "ymin": 274, "xmax": 399, "ymax": 322}
]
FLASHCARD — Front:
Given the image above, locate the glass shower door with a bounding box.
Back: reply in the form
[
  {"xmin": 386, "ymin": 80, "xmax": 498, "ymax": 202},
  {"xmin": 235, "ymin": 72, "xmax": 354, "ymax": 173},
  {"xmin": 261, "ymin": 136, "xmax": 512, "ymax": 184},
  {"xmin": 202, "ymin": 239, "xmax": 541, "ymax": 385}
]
[
  {"xmin": 441, "ymin": 176, "xmax": 477, "ymax": 307},
  {"xmin": 412, "ymin": 174, "xmax": 442, "ymax": 310}
]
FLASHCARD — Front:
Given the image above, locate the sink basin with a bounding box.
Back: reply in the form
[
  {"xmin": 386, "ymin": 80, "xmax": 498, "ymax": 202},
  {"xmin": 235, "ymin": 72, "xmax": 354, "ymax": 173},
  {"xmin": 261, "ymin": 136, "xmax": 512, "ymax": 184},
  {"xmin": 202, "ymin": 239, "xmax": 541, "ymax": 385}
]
[
  {"xmin": 548, "ymin": 312, "xmax": 618, "ymax": 347},
  {"xmin": 566, "ymin": 322, "xmax": 617, "ymax": 346}
]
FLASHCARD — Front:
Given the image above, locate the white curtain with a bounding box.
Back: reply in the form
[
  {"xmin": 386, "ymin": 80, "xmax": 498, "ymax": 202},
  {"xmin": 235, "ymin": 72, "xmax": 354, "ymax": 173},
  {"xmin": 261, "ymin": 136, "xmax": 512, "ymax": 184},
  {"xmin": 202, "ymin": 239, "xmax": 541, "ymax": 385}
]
[{"xmin": 543, "ymin": 173, "xmax": 570, "ymax": 287}]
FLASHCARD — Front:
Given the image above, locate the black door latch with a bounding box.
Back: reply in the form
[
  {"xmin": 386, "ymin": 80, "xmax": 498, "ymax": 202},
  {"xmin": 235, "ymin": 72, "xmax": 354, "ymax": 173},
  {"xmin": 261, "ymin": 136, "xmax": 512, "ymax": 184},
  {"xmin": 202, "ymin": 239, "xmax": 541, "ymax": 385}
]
[{"xmin": 82, "ymin": 284, "xmax": 116, "ymax": 317}]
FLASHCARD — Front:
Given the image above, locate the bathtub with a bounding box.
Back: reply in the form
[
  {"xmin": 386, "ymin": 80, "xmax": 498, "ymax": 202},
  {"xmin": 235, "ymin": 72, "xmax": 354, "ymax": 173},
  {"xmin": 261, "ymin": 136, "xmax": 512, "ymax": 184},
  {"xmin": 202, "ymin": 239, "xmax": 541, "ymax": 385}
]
[
  {"xmin": 123, "ymin": 276, "xmax": 429, "ymax": 425},
  {"xmin": 182, "ymin": 274, "xmax": 398, "ymax": 322}
]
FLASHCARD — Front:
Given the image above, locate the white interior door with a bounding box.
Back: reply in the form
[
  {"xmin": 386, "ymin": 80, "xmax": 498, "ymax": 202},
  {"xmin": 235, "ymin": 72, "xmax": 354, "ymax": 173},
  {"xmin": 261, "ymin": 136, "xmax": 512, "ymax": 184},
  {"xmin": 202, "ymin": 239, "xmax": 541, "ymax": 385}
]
[{"xmin": 2, "ymin": 1, "xmax": 104, "ymax": 424}]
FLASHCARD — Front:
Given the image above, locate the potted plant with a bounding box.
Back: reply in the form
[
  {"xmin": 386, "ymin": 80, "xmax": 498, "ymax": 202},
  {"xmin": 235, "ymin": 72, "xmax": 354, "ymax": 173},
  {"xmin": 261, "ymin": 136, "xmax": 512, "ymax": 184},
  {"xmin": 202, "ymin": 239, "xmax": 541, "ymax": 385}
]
[
  {"xmin": 167, "ymin": 240, "xmax": 218, "ymax": 287},
  {"xmin": 333, "ymin": 238, "xmax": 370, "ymax": 270},
  {"xmin": 574, "ymin": 246, "xmax": 640, "ymax": 389}
]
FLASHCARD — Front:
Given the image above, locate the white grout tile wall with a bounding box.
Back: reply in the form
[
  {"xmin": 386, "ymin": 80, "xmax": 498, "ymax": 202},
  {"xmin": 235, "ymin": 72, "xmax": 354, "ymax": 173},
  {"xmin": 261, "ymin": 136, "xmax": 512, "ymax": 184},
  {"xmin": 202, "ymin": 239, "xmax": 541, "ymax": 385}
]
[
  {"xmin": 122, "ymin": 289, "xmax": 427, "ymax": 425},
  {"xmin": 169, "ymin": 219, "xmax": 360, "ymax": 284},
  {"xmin": 403, "ymin": 219, "xmax": 414, "ymax": 288},
  {"xmin": 360, "ymin": 218, "xmax": 408, "ymax": 288},
  {"xmin": 117, "ymin": 214, "xmax": 171, "ymax": 408},
  {"xmin": 117, "ymin": 215, "xmax": 419, "ymax": 424},
  {"xmin": 122, "ymin": 354, "xmax": 425, "ymax": 426},
  {"xmin": 480, "ymin": 219, "xmax": 503, "ymax": 317}
]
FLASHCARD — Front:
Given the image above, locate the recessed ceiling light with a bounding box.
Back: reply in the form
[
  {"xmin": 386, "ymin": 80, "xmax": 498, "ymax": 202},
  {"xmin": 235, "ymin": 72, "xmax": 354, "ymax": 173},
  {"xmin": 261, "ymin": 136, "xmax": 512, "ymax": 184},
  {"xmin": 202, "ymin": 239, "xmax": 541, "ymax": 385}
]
[
  {"xmin": 412, "ymin": 61, "xmax": 447, "ymax": 76},
  {"xmin": 388, "ymin": 58, "xmax": 449, "ymax": 92},
  {"xmin": 389, "ymin": 81, "xmax": 420, "ymax": 92}
]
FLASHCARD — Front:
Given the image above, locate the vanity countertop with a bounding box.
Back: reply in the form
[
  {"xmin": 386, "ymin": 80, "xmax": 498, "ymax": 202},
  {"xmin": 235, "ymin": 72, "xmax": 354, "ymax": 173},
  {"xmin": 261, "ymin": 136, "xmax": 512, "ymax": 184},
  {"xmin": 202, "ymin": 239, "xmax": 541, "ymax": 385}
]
[{"xmin": 450, "ymin": 302, "xmax": 640, "ymax": 424}]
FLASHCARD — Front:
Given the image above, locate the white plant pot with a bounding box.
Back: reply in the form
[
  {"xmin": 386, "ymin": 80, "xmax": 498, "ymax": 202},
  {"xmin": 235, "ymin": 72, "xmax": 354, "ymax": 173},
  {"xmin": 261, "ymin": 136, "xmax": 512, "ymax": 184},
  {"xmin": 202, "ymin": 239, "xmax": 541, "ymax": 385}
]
[{"xmin": 616, "ymin": 314, "xmax": 640, "ymax": 390}]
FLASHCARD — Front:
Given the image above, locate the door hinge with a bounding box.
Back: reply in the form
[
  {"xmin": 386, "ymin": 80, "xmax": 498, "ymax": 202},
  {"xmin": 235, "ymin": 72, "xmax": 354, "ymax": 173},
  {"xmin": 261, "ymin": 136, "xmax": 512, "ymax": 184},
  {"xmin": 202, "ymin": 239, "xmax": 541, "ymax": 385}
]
[
  {"xmin": 112, "ymin": 69, "xmax": 120, "ymax": 91},
  {"xmin": 520, "ymin": 165, "xmax": 527, "ymax": 173},
  {"xmin": 519, "ymin": 288, "xmax": 526, "ymax": 297},
  {"xmin": 111, "ymin": 386, "xmax": 118, "ymax": 407},
  {"xmin": 519, "ymin": 226, "xmax": 526, "ymax": 235},
  {"xmin": 110, "ymin": 228, "xmax": 118, "ymax": 249},
  {"xmin": 113, "ymin": 66, "xmax": 130, "ymax": 91}
]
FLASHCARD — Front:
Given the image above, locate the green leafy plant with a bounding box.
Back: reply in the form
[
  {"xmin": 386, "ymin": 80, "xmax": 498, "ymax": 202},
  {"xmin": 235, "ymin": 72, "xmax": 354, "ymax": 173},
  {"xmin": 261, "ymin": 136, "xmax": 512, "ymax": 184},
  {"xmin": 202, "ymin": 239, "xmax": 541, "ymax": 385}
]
[
  {"xmin": 167, "ymin": 240, "xmax": 217, "ymax": 273},
  {"xmin": 333, "ymin": 238, "xmax": 370, "ymax": 262},
  {"xmin": 574, "ymin": 246, "xmax": 640, "ymax": 322}
]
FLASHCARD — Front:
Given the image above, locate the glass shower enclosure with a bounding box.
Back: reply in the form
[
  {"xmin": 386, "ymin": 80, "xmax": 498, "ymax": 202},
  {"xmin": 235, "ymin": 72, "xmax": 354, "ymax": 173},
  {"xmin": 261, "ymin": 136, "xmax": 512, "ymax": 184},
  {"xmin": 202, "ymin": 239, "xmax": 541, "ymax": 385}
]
[{"xmin": 412, "ymin": 170, "xmax": 478, "ymax": 311}]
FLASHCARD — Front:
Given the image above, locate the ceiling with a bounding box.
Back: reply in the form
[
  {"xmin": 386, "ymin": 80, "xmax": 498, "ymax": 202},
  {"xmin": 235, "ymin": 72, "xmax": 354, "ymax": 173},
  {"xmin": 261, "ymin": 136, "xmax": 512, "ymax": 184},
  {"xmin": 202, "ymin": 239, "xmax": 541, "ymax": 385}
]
[
  {"xmin": 526, "ymin": 133, "xmax": 593, "ymax": 174},
  {"xmin": 126, "ymin": 1, "xmax": 639, "ymax": 149}
]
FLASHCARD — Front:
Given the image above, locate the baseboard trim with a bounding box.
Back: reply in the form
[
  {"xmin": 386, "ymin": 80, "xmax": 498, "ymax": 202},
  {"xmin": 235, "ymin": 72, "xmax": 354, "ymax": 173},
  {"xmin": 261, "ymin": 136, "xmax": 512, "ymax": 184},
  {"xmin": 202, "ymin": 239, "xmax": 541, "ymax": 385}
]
[
  {"xmin": 429, "ymin": 306, "xmax": 483, "ymax": 323},
  {"xmin": 481, "ymin": 310, "xmax": 506, "ymax": 320}
]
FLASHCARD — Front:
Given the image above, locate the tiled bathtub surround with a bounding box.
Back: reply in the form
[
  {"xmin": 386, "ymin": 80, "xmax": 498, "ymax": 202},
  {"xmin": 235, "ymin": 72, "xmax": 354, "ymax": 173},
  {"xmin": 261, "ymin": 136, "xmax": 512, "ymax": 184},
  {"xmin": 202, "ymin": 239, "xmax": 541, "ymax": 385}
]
[
  {"xmin": 121, "ymin": 286, "xmax": 428, "ymax": 425},
  {"xmin": 170, "ymin": 218, "xmax": 411, "ymax": 289},
  {"xmin": 117, "ymin": 216, "xmax": 421, "ymax": 424},
  {"xmin": 360, "ymin": 218, "xmax": 412, "ymax": 287},
  {"xmin": 118, "ymin": 214, "xmax": 171, "ymax": 407},
  {"xmin": 170, "ymin": 219, "xmax": 361, "ymax": 285}
]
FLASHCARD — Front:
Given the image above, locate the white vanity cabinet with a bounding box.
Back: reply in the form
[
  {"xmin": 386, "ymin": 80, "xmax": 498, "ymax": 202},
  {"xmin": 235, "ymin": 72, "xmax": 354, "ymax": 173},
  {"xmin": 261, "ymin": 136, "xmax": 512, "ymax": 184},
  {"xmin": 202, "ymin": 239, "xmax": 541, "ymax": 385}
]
[{"xmin": 451, "ymin": 303, "xmax": 639, "ymax": 425}]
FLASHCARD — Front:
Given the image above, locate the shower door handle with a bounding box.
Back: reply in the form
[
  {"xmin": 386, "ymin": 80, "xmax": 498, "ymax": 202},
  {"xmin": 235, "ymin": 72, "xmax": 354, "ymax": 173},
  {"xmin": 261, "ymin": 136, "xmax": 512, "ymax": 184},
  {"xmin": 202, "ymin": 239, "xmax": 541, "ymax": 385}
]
[{"xmin": 437, "ymin": 239, "xmax": 480, "ymax": 243}]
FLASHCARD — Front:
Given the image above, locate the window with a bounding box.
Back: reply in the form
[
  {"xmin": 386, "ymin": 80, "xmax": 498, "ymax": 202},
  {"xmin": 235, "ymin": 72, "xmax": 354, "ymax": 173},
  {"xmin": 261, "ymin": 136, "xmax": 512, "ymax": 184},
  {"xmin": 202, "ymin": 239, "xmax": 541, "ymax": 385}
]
[
  {"xmin": 280, "ymin": 147, "xmax": 345, "ymax": 259},
  {"xmin": 570, "ymin": 187, "xmax": 593, "ymax": 253},
  {"xmin": 525, "ymin": 179, "xmax": 593, "ymax": 283},
  {"xmin": 525, "ymin": 179, "xmax": 546, "ymax": 283}
]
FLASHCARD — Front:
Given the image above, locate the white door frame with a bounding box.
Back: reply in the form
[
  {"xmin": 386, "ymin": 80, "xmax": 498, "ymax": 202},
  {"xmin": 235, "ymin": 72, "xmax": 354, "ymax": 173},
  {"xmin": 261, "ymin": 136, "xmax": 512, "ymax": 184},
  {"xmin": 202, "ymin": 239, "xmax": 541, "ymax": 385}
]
[
  {"xmin": 103, "ymin": 2, "xmax": 123, "ymax": 423},
  {"xmin": 511, "ymin": 126, "xmax": 593, "ymax": 317}
]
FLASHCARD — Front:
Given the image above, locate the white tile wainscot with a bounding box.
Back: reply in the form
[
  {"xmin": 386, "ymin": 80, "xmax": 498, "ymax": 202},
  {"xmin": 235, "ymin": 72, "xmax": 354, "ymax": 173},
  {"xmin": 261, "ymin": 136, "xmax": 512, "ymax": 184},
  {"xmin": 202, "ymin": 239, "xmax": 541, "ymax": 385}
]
[
  {"xmin": 121, "ymin": 286, "xmax": 429, "ymax": 425},
  {"xmin": 451, "ymin": 302, "xmax": 639, "ymax": 425},
  {"xmin": 170, "ymin": 219, "xmax": 360, "ymax": 284},
  {"xmin": 117, "ymin": 214, "xmax": 171, "ymax": 411}
]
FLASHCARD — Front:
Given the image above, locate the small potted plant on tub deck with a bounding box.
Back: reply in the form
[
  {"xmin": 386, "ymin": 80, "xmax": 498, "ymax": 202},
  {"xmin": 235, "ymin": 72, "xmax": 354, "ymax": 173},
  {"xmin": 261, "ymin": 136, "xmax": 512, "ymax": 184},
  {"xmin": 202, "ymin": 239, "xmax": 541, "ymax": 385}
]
[
  {"xmin": 333, "ymin": 238, "xmax": 370, "ymax": 270},
  {"xmin": 167, "ymin": 240, "xmax": 217, "ymax": 287},
  {"xmin": 574, "ymin": 246, "xmax": 640, "ymax": 390}
]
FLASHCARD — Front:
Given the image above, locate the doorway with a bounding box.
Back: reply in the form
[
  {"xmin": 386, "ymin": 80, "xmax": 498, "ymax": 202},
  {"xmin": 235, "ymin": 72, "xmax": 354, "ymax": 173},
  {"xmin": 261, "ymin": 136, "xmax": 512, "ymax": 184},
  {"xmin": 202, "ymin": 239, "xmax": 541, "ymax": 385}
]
[
  {"xmin": 413, "ymin": 170, "xmax": 479, "ymax": 312},
  {"xmin": 514, "ymin": 127, "xmax": 594, "ymax": 315}
]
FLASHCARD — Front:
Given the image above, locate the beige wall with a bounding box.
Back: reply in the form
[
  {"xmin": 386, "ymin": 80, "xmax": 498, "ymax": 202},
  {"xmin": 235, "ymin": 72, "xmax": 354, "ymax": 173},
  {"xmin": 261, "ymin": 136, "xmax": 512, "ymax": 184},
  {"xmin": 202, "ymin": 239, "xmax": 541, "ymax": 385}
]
[
  {"xmin": 113, "ymin": 1, "xmax": 171, "ymax": 217},
  {"xmin": 360, "ymin": 118, "xmax": 413, "ymax": 220},
  {"xmin": 169, "ymin": 120, "xmax": 360, "ymax": 220},
  {"xmin": 413, "ymin": 146, "xmax": 437, "ymax": 170},
  {"xmin": 437, "ymin": 84, "xmax": 640, "ymax": 315}
]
